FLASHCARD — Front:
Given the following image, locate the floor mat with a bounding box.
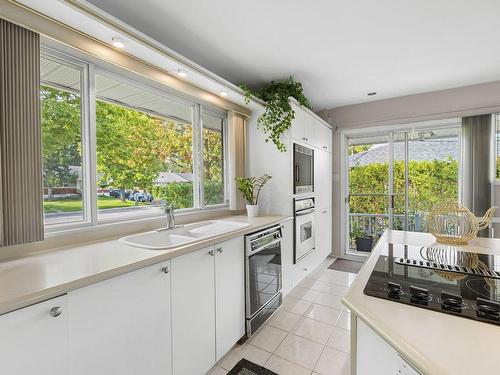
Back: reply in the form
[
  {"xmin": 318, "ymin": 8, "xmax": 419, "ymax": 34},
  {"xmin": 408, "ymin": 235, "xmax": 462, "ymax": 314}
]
[
  {"xmin": 227, "ymin": 359, "xmax": 278, "ymax": 375},
  {"xmin": 328, "ymin": 258, "xmax": 363, "ymax": 273}
]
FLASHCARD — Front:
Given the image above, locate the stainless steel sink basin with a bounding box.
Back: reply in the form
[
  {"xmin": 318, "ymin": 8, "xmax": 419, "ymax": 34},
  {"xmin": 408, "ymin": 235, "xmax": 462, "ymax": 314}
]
[{"xmin": 120, "ymin": 220, "xmax": 250, "ymax": 250}]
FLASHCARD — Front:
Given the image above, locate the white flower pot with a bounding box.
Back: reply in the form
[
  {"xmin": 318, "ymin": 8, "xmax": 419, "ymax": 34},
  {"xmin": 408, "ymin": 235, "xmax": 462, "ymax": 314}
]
[{"xmin": 246, "ymin": 204, "xmax": 259, "ymax": 218}]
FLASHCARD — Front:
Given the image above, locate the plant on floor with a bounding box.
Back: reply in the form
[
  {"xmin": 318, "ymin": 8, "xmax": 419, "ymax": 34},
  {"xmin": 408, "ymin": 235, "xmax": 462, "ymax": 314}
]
[
  {"xmin": 350, "ymin": 222, "xmax": 373, "ymax": 252},
  {"xmin": 236, "ymin": 174, "xmax": 272, "ymax": 205},
  {"xmin": 240, "ymin": 76, "xmax": 312, "ymax": 152}
]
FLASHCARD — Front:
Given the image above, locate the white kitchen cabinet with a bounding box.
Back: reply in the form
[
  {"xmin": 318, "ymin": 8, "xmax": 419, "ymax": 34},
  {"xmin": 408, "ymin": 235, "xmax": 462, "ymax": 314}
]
[
  {"xmin": 291, "ymin": 245, "xmax": 323, "ymax": 287},
  {"xmin": 68, "ymin": 261, "xmax": 172, "ymax": 375},
  {"xmin": 171, "ymin": 237, "xmax": 246, "ymax": 372},
  {"xmin": 281, "ymin": 219, "xmax": 295, "ymax": 296},
  {"xmin": 290, "ymin": 101, "xmax": 332, "ymax": 151},
  {"xmin": 316, "ymin": 207, "xmax": 332, "ymax": 258},
  {"xmin": 290, "ymin": 102, "xmax": 308, "ymax": 142},
  {"xmin": 0, "ymin": 295, "xmax": 69, "ymax": 375},
  {"xmin": 314, "ymin": 148, "xmax": 332, "ymax": 210},
  {"xmin": 315, "ymin": 121, "xmax": 332, "ymax": 152},
  {"xmin": 171, "ymin": 246, "xmax": 216, "ymax": 375},
  {"xmin": 357, "ymin": 318, "xmax": 421, "ymax": 375},
  {"xmin": 215, "ymin": 236, "xmax": 245, "ymax": 361}
]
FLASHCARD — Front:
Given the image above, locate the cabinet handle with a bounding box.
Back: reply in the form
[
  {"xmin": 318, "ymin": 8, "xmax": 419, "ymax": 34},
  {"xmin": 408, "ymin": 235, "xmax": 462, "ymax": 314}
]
[
  {"xmin": 161, "ymin": 266, "xmax": 169, "ymax": 274},
  {"xmin": 209, "ymin": 250, "xmax": 215, "ymax": 256},
  {"xmin": 303, "ymin": 268, "xmax": 308, "ymax": 272},
  {"xmin": 49, "ymin": 306, "xmax": 63, "ymax": 318},
  {"xmin": 322, "ymin": 210, "xmax": 327, "ymax": 213},
  {"xmin": 216, "ymin": 247, "xmax": 223, "ymax": 253},
  {"xmin": 323, "ymin": 146, "xmax": 328, "ymax": 149}
]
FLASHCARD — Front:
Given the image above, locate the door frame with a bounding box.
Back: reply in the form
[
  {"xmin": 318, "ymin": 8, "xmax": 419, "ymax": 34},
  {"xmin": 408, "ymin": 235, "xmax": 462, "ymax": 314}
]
[{"xmin": 339, "ymin": 118, "xmax": 462, "ymax": 260}]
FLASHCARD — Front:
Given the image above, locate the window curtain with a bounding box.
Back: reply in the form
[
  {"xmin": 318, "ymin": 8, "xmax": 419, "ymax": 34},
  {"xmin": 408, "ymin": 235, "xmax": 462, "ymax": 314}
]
[
  {"xmin": 228, "ymin": 111, "xmax": 246, "ymax": 210},
  {"xmin": 0, "ymin": 19, "xmax": 43, "ymax": 246},
  {"xmin": 461, "ymin": 114, "xmax": 495, "ymax": 237}
]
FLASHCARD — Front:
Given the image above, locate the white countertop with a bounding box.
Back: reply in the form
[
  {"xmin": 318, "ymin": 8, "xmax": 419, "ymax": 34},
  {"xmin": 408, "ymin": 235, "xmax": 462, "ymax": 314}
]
[
  {"xmin": 0, "ymin": 215, "xmax": 292, "ymax": 316},
  {"xmin": 343, "ymin": 230, "xmax": 500, "ymax": 375}
]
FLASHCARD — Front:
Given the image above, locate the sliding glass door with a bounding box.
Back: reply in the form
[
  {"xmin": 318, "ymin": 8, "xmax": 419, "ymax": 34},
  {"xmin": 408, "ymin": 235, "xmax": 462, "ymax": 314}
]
[
  {"xmin": 347, "ymin": 135, "xmax": 392, "ymax": 253},
  {"xmin": 346, "ymin": 126, "xmax": 460, "ymax": 254}
]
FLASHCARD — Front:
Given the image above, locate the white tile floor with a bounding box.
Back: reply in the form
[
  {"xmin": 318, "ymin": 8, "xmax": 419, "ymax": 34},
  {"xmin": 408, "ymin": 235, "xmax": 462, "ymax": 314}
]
[{"xmin": 209, "ymin": 258, "xmax": 356, "ymax": 375}]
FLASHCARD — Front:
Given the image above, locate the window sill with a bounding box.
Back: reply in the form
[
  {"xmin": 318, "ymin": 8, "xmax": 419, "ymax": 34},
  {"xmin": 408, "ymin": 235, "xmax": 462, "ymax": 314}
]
[{"xmin": 44, "ymin": 205, "xmax": 232, "ymax": 244}]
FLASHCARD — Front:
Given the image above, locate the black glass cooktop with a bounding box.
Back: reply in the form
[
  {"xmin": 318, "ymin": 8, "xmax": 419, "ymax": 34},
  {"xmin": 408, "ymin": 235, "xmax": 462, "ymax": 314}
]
[{"xmin": 364, "ymin": 243, "xmax": 500, "ymax": 325}]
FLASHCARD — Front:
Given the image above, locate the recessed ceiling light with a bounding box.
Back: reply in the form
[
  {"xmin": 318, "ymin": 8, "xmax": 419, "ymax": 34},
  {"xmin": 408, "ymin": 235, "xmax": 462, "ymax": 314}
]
[
  {"xmin": 177, "ymin": 69, "xmax": 187, "ymax": 78},
  {"xmin": 219, "ymin": 91, "xmax": 228, "ymax": 97},
  {"xmin": 367, "ymin": 92, "xmax": 377, "ymax": 96},
  {"xmin": 111, "ymin": 37, "xmax": 125, "ymax": 49}
]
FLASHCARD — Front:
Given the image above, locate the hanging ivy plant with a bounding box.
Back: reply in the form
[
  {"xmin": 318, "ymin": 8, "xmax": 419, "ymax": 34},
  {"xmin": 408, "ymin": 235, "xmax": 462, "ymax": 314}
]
[{"xmin": 240, "ymin": 76, "xmax": 312, "ymax": 152}]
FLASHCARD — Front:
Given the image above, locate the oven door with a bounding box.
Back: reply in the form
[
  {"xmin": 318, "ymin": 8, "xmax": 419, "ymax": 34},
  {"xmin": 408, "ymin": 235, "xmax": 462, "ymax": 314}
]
[
  {"xmin": 294, "ymin": 144, "xmax": 314, "ymax": 194},
  {"xmin": 295, "ymin": 211, "xmax": 315, "ymax": 262},
  {"xmin": 246, "ymin": 241, "xmax": 282, "ymax": 317}
]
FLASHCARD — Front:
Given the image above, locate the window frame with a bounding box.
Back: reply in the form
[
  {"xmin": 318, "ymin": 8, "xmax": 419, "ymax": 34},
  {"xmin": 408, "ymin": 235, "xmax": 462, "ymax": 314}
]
[
  {"xmin": 40, "ymin": 48, "xmax": 92, "ymax": 228},
  {"xmin": 42, "ymin": 47, "xmax": 229, "ymax": 232},
  {"xmin": 200, "ymin": 105, "xmax": 229, "ymax": 208}
]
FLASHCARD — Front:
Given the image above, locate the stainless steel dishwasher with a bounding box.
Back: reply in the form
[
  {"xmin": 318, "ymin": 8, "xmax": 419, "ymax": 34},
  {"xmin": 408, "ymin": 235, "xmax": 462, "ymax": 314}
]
[{"xmin": 245, "ymin": 224, "xmax": 283, "ymax": 336}]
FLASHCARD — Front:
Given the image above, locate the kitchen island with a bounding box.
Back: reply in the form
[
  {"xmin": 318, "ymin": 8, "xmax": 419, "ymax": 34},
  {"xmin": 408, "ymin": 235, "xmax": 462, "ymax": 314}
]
[{"xmin": 343, "ymin": 230, "xmax": 500, "ymax": 375}]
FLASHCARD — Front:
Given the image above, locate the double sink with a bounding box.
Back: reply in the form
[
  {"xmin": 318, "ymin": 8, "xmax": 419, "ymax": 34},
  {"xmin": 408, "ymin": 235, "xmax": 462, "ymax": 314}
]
[{"xmin": 120, "ymin": 220, "xmax": 251, "ymax": 250}]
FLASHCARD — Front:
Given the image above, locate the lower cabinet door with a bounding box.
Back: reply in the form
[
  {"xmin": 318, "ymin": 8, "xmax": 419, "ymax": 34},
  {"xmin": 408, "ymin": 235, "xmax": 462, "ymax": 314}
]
[
  {"xmin": 68, "ymin": 261, "xmax": 172, "ymax": 375},
  {"xmin": 171, "ymin": 246, "xmax": 216, "ymax": 375},
  {"xmin": 214, "ymin": 237, "xmax": 245, "ymax": 360},
  {"xmin": 0, "ymin": 295, "xmax": 69, "ymax": 375},
  {"xmin": 357, "ymin": 318, "xmax": 420, "ymax": 374},
  {"xmin": 281, "ymin": 220, "xmax": 295, "ymax": 296},
  {"xmin": 316, "ymin": 207, "xmax": 332, "ymax": 259}
]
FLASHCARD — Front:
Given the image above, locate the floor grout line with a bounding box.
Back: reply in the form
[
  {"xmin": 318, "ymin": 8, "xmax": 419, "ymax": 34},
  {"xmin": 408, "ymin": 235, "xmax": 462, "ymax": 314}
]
[
  {"xmin": 216, "ymin": 262, "xmax": 353, "ymax": 375},
  {"xmin": 271, "ymin": 333, "xmax": 326, "ymax": 372}
]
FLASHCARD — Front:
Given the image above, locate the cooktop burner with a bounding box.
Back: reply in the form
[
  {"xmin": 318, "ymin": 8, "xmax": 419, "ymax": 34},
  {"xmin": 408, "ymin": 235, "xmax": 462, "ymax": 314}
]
[{"xmin": 363, "ymin": 243, "xmax": 500, "ymax": 325}]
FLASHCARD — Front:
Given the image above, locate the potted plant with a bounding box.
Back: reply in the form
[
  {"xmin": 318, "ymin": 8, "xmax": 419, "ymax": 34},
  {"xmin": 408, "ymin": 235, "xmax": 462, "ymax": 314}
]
[
  {"xmin": 240, "ymin": 77, "xmax": 312, "ymax": 152},
  {"xmin": 236, "ymin": 174, "xmax": 272, "ymax": 217},
  {"xmin": 351, "ymin": 222, "xmax": 373, "ymax": 252}
]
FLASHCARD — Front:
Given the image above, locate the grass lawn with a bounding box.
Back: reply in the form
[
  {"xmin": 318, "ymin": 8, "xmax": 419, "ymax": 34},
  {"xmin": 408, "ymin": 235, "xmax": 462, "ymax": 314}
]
[{"xmin": 44, "ymin": 196, "xmax": 136, "ymax": 213}]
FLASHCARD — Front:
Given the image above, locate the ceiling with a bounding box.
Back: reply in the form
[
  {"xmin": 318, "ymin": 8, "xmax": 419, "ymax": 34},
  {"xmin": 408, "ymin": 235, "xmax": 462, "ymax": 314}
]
[{"xmin": 84, "ymin": 0, "xmax": 500, "ymax": 111}]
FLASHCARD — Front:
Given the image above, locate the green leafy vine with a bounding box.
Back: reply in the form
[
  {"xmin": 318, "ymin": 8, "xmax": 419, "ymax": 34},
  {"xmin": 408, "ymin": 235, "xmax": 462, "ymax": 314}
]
[{"xmin": 240, "ymin": 76, "xmax": 312, "ymax": 152}]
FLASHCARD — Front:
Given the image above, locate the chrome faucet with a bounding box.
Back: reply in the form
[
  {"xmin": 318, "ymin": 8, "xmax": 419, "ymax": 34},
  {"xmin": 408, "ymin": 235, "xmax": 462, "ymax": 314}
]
[{"xmin": 164, "ymin": 205, "xmax": 175, "ymax": 229}]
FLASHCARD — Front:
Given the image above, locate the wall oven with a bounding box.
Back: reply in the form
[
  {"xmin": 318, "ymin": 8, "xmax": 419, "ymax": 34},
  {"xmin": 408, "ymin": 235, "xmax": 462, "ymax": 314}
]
[
  {"xmin": 293, "ymin": 143, "xmax": 314, "ymax": 194},
  {"xmin": 294, "ymin": 197, "xmax": 316, "ymax": 263},
  {"xmin": 245, "ymin": 224, "xmax": 283, "ymax": 336}
]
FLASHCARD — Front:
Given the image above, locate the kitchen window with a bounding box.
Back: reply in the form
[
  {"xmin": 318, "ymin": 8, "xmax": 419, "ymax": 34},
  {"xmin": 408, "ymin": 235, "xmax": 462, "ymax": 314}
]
[
  {"xmin": 41, "ymin": 48, "xmax": 228, "ymax": 230},
  {"xmin": 41, "ymin": 53, "xmax": 88, "ymax": 226},
  {"xmin": 202, "ymin": 111, "xmax": 226, "ymax": 206}
]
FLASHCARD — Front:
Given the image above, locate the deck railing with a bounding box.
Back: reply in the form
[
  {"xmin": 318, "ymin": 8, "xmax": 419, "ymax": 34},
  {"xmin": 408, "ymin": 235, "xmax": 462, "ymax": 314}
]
[{"xmin": 349, "ymin": 212, "xmax": 427, "ymax": 249}]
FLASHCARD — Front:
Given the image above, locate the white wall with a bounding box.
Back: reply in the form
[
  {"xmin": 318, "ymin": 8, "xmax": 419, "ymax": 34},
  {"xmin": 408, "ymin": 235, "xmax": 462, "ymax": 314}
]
[{"xmin": 245, "ymin": 108, "xmax": 294, "ymax": 216}]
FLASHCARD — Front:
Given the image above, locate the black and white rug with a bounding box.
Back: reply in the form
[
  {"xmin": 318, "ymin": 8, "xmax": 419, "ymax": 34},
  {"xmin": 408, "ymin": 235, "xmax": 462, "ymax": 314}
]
[
  {"xmin": 227, "ymin": 359, "xmax": 278, "ymax": 375},
  {"xmin": 328, "ymin": 258, "xmax": 363, "ymax": 274}
]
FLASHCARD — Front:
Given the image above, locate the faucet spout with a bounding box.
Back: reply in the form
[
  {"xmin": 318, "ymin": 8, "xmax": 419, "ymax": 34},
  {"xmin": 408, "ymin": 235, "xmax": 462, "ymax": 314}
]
[{"xmin": 164, "ymin": 205, "xmax": 176, "ymax": 229}]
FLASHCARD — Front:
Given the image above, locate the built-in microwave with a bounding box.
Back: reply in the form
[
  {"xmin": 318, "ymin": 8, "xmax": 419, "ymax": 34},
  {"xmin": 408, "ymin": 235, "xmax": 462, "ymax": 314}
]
[{"xmin": 293, "ymin": 143, "xmax": 314, "ymax": 194}]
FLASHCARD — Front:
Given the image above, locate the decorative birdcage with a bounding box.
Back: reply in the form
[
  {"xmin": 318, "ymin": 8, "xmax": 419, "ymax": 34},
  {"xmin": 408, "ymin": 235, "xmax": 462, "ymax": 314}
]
[{"xmin": 428, "ymin": 202, "xmax": 496, "ymax": 245}]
